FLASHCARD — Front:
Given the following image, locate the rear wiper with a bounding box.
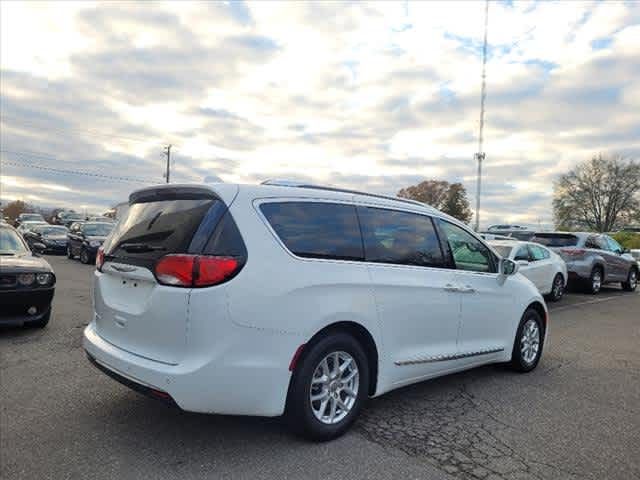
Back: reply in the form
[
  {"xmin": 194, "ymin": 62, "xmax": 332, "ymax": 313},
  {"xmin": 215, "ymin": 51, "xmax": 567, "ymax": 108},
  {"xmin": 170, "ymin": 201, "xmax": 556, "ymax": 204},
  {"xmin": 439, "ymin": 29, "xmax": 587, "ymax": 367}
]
[{"xmin": 119, "ymin": 243, "xmax": 166, "ymax": 253}]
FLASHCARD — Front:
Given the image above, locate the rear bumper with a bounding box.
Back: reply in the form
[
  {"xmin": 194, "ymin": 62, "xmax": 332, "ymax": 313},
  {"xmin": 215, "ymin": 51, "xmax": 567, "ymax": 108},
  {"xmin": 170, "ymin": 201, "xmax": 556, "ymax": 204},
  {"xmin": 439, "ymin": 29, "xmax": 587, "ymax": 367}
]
[
  {"xmin": 565, "ymin": 260, "xmax": 593, "ymax": 282},
  {"xmin": 83, "ymin": 321, "xmax": 296, "ymax": 417}
]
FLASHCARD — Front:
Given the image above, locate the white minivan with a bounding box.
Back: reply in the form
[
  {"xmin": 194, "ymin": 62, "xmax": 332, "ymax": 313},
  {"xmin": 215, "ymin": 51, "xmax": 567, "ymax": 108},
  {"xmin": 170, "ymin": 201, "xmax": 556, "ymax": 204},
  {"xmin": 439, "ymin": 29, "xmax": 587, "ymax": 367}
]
[{"xmin": 84, "ymin": 181, "xmax": 548, "ymax": 440}]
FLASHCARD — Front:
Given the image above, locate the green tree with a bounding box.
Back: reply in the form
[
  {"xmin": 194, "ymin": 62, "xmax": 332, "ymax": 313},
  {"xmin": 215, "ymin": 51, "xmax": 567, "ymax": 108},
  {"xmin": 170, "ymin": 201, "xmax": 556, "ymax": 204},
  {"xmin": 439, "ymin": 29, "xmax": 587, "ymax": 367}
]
[
  {"xmin": 398, "ymin": 180, "xmax": 473, "ymax": 223},
  {"xmin": 553, "ymin": 155, "xmax": 640, "ymax": 232}
]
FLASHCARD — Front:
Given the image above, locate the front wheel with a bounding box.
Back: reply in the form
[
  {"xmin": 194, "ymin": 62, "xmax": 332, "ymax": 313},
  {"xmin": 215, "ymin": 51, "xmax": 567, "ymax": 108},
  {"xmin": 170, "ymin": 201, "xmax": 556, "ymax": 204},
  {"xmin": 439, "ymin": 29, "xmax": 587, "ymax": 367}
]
[
  {"xmin": 548, "ymin": 273, "xmax": 565, "ymax": 302},
  {"xmin": 622, "ymin": 268, "xmax": 638, "ymax": 292},
  {"xmin": 80, "ymin": 248, "xmax": 90, "ymax": 264},
  {"xmin": 510, "ymin": 308, "xmax": 544, "ymax": 372},
  {"xmin": 286, "ymin": 333, "xmax": 369, "ymax": 441},
  {"xmin": 67, "ymin": 245, "xmax": 74, "ymax": 259}
]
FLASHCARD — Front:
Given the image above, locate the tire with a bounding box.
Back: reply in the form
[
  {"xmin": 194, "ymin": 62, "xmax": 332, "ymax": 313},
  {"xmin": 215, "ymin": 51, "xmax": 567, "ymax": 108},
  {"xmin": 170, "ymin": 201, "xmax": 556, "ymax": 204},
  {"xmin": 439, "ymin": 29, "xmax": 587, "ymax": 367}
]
[
  {"xmin": 27, "ymin": 310, "xmax": 51, "ymax": 328},
  {"xmin": 67, "ymin": 245, "xmax": 74, "ymax": 259},
  {"xmin": 548, "ymin": 273, "xmax": 565, "ymax": 302},
  {"xmin": 622, "ymin": 268, "xmax": 638, "ymax": 292},
  {"xmin": 80, "ymin": 248, "xmax": 90, "ymax": 264},
  {"xmin": 586, "ymin": 267, "xmax": 603, "ymax": 294},
  {"xmin": 510, "ymin": 308, "xmax": 544, "ymax": 372},
  {"xmin": 286, "ymin": 332, "xmax": 369, "ymax": 441}
]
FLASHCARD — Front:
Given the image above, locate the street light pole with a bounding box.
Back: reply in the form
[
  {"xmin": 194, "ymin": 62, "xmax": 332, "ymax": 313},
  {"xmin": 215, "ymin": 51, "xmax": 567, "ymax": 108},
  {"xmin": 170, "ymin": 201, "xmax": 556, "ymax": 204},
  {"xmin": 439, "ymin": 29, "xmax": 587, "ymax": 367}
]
[{"xmin": 474, "ymin": 0, "xmax": 489, "ymax": 231}]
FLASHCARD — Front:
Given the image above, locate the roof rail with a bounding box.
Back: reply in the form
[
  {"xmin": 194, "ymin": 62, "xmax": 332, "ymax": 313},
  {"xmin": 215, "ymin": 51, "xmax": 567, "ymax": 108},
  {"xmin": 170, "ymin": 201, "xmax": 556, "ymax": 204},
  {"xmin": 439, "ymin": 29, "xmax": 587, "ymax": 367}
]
[{"xmin": 261, "ymin": 179, "xmax": 434, "ymax": 210}]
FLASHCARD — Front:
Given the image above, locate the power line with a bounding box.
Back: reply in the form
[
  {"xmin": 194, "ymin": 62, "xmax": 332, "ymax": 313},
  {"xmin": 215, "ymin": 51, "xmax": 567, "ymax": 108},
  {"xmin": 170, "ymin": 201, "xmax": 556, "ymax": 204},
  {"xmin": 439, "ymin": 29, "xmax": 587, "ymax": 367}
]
[{"xmin": 0, "ymin": 151, "xmax": 156, "ymax": 184}]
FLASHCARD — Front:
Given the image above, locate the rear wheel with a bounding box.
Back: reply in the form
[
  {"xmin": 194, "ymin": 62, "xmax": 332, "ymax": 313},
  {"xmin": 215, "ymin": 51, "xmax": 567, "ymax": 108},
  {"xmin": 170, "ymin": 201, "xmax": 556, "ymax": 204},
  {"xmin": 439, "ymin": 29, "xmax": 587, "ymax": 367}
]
[
  {"xmin": 586, "ymin": 267, "xmax": 602, "ymax": 294},
  {"xmin": 622, "ymin": 268, "xmax": 638, "ymax": 292},
  {"xmin": 286, "ymin": 333, "xmax": 369, "ymax": 441},
  {"xmin": 548, "ymin": 273, "xmax": 565, "ymax": 302},
  {"xmin": 510, "ymin": 308, "xmax": 544, "ymax": 372}
]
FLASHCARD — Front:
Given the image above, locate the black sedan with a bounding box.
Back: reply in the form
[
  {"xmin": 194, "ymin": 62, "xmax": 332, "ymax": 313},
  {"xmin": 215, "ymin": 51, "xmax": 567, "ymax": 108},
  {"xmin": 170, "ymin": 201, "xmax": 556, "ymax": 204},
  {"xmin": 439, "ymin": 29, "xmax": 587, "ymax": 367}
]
[
  {"xmin": 23, "ymin": 225, "xmax": 69, "ymax": 254},
  {"xmin": 0, "ymin": 225, "xmax": 56, "ymax": 328},
  {"xmin": 67, "ymin": 221, "xmax": 114, "ymax": 264}
]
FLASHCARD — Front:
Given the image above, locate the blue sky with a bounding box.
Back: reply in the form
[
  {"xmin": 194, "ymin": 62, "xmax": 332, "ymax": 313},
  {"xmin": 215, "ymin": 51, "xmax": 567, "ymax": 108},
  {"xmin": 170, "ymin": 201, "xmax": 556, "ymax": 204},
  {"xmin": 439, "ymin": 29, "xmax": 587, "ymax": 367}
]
[{"xmin": 1, "ymin": 0, "xmax": 639, "ymax": 228}]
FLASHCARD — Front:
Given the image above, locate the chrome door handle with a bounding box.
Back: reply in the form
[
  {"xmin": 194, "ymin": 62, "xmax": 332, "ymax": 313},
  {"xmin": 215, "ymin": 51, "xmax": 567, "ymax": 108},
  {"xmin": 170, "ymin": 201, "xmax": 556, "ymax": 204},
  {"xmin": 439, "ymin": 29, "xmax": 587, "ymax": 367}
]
[
  {"xmin": 459, "ymin": 286, "xmax": 476, "ymax": 294},
  {"xmin": 444, "ymin": 284, "xmax": 460, "ymax": 292}
]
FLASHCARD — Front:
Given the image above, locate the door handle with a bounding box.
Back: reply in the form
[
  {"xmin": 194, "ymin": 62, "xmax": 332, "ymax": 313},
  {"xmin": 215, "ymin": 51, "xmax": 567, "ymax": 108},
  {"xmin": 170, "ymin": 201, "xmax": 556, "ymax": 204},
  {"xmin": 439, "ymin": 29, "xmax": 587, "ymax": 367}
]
[
  {"xmin": 444, "ymin": 284, "xmax": 460, "ymax": 292},
  {"xmin": 459, "ymin": 286, "xmax": 476, "ymax": 294}
]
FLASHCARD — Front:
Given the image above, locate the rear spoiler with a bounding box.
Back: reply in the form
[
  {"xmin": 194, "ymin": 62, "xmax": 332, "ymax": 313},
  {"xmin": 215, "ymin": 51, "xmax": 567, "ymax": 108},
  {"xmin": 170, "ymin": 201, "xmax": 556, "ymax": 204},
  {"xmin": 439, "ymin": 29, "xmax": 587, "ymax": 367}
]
[{"xmin": 129, "ymin": 185, "xmax": 218, "ymax": 204}]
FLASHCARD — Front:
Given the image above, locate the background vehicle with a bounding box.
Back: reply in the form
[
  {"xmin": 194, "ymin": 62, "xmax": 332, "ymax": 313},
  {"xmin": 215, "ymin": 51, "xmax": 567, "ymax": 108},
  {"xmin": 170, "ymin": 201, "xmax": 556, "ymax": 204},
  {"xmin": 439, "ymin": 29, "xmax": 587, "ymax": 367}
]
[
  {"xmin": 0, "ymin": 224, "xmax": 56, "ymax": 327},
  {"xmin": 16, "ymin": 221, "xmax": 49, "ymax": 235},
  {"xmin": 532, "ymin": 232, "xmax": 638, "ymax": 293},
  {"xmin": 67, "ymin": 222, "xmax": 114, "ymax": 264},
  {"xmin": 489, "ymin": 240, "xmax": 567, "ymax": 302},
  {"xmin": 14, "ymin": 213, "xmax": 45, "ymax": 227},
  {"xmin": 23, "ymin": 225, "xmax": 69, "ymax": 254},
  {"xmin": 479, "ymin": 233, "xmax": 512, "ymax": 241},
  {"xmin": 84, "ymin": 182, "xmax": 547, "ymax": 441},
  {"xmin": 60, "ymin": 212, "xmax": 86, "ymax": 228}
]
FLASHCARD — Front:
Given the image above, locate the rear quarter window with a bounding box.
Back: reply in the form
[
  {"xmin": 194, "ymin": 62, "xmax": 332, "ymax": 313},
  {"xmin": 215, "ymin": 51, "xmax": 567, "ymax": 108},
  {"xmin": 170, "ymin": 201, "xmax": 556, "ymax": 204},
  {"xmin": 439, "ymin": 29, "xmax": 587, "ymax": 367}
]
[{"xmin": 260, "ymin": 202, "xmax": 363, "ymax": 261}]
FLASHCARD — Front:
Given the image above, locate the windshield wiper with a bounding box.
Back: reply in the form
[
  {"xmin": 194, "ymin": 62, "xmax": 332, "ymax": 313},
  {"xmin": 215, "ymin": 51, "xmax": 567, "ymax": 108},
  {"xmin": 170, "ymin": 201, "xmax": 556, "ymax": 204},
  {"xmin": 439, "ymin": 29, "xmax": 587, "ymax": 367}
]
[{"xmin": 119, "ymin": 242, "xmax": 166, "ymax": 253}]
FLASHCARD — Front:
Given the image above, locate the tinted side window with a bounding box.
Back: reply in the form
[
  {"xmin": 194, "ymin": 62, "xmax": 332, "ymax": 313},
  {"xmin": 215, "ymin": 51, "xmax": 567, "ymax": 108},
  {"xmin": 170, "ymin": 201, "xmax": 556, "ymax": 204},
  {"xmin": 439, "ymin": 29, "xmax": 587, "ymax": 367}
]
[
  {"xmin": 357, "ymin": 207, "xmax": 444, "ymax": 268},
  {"xmin": 260, "ymin": 202, "xmax": 363, "ymax": 261},
  {"xmin": 514, "ymin": 246, "xmax": 530, "ymax": 261},
  {"xmin": 585, "ymin": 236, "xmax": 600, "ymax": 249},
  {"xmin": 438, "ymin": 220, "xmax": 496, "ymax": 273},
  {"xmin": 529, "ymin": 245, "xmax": 547, "ymax": 261},
  {"xmin": 605, "ymin": 236, "xmax": 623, "ymax": 253}
]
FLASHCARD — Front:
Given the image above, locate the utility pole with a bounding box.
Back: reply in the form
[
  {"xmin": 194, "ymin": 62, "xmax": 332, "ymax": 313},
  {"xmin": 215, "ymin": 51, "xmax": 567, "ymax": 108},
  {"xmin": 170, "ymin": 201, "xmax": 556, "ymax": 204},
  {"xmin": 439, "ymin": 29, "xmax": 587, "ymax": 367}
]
[
  {"xmin": 474, "ymin": 0, "xmax": 489, "ymax": 231},
  {"xmin": 163, "ymin": 144, "xmax": 172, "ymax": 183}
]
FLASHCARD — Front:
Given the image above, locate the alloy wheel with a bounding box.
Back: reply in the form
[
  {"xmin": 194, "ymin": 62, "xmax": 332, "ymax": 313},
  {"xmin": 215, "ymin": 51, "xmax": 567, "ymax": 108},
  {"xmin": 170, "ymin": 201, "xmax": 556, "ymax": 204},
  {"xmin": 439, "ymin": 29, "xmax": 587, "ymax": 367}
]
[
  {"xmin": 552, "ymin": 275, "xmax": 564, "ymax": 300},
  {"xmin": 309, "ymin": 351, "xmax": 359, "ymax": 425},
  {"xmin": 592, "ymin": 270, "xmax": 602, "ymax": 293},
  {"xmin": 520, "ymin": 319, "xmax": 540, "ymax": 365}
]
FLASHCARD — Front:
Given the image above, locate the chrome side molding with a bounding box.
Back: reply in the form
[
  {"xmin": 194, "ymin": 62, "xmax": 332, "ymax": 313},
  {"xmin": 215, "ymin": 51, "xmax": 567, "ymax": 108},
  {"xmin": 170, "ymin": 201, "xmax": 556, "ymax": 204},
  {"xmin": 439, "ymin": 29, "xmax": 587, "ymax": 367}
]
[{"xmin": 395, "ymin": 347, "xmax": 504, "ymax": 366}]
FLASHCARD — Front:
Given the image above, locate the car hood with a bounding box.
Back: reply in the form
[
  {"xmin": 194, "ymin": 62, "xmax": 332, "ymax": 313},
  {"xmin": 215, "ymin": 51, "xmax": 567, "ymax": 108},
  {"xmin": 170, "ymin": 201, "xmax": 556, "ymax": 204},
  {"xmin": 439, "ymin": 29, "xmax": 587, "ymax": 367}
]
[
  {"xmin": 0, "ymin": 254, "xmax": 53, "ymax": 273},
  {"xmin": 44, "ymin": 235, "xmax": 67, "ymax": 241}
]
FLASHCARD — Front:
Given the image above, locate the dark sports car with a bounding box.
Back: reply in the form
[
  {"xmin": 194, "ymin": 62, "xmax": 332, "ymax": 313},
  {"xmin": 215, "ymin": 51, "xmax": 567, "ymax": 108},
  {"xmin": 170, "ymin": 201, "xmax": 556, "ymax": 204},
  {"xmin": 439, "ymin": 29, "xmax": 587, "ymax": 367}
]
[
  {"xmin": 23, "ymin": 225, "xmax": 69, "ymax": 254},
  {"xmin": 0, "ymin": 225, "xmax": 56, "ymax": 328}
]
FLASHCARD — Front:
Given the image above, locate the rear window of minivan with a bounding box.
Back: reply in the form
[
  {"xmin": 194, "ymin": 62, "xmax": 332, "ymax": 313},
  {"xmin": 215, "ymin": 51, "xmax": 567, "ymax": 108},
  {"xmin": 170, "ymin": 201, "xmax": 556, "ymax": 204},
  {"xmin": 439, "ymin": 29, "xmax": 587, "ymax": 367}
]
[
  {"xmin": 531, "ymin": 233, "xmax": 579, "ymax": 247},
  {"xmin": 103, "ymin": 198, "xmax": 217, "ymax": 262}
]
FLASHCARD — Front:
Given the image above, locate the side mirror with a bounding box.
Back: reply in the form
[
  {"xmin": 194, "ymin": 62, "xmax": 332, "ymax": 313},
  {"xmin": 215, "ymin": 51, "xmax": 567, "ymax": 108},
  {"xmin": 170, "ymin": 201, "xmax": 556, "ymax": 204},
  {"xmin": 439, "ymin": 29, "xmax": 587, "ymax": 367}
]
[
  {"xmin": 32, "ymin": 242, "xmax": 46, "ymax": 255},
  {"xmin": 622, "ymin": 248, "xmax": 630, "ymax": 254},
  {"xmin": 500, "ymin": 258, "xmax": 519, "ymax": 276}
]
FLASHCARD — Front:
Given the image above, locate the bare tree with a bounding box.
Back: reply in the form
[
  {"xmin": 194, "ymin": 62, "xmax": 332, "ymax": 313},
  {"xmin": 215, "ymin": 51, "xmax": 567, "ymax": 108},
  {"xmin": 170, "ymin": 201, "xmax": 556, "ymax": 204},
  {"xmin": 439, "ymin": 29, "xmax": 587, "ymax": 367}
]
[
  {"xmin": 398, "ymin": 180, "xmax": 473, "ymax": 223},
  {"xmin": 553, "ymin": 154, "xmax": 640, "ymax": 232}
]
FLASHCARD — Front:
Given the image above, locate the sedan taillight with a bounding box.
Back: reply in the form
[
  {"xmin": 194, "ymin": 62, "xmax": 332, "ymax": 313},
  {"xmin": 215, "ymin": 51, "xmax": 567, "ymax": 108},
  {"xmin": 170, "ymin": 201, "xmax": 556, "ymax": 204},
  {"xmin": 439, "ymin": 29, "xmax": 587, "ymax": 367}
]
[{"xmin": 154, "ymin": 254, "xmax": 241, "ymax": 287}]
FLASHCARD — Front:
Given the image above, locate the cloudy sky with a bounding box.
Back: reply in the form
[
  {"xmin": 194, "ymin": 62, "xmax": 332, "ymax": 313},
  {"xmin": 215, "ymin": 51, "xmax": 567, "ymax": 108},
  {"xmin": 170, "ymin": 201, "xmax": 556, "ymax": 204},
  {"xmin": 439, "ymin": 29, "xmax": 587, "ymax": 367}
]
[{"xmin": 1, "ymin": 1, "xmax": 639, "ymax": 227}]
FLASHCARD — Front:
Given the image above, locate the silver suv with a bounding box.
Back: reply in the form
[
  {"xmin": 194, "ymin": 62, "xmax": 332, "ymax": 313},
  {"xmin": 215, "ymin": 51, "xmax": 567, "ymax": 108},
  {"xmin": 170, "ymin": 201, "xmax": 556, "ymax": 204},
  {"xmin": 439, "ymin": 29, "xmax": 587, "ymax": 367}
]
[{"xmin": 531, "ymin": 232, "xmax": 638, "ymax": 294}]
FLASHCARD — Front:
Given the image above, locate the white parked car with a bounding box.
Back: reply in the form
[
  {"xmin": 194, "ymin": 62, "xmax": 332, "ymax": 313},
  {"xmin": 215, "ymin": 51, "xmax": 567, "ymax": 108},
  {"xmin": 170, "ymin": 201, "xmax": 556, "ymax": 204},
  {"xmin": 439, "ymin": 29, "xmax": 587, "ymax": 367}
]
[
  {"xmin": 488, "ymin": 240, "xmax": 568, "ymax": 302},
  {"xmin": 84, "ymin": 182, "xmax": 548, "ymax": 440}
]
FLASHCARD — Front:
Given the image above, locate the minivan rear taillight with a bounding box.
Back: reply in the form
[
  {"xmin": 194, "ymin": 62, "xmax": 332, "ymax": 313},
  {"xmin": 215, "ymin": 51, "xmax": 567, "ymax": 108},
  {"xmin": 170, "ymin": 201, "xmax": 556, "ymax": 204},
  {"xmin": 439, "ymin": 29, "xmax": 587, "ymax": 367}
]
[{"xmin": 154, "ymin": 254, "xmax": 241, "ymax": 287}]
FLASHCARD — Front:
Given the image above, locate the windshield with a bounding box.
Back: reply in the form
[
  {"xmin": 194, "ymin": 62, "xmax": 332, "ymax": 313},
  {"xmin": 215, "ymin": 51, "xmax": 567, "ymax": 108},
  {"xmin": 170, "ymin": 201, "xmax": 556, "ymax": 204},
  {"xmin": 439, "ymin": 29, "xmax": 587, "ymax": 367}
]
[
  {"xmin": 83, "ymin": 223, "xmax": 113, "ymax": 236},
  {"xmin": 0, "ymin": 228, "xmax": 29, "ymax": 254},
  {"xmin": 492, "ymin": 245, "xmax": 513, "ymax": 257},
  {"xmin": 531, "ymin": 233, "xmax": 579, "ymax": 247},
  {"xmin": 36, "ymin": 226, "xmax": 68, "ymax": 235}
]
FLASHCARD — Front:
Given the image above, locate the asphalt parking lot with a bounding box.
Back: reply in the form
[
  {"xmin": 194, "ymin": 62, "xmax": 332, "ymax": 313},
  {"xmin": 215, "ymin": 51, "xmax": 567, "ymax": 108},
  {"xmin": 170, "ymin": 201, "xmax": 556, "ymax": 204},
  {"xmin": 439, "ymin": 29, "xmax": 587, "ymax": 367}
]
[{"xmin": 1, "ymin": 255, "xmax": 639, "ymax": 480}]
